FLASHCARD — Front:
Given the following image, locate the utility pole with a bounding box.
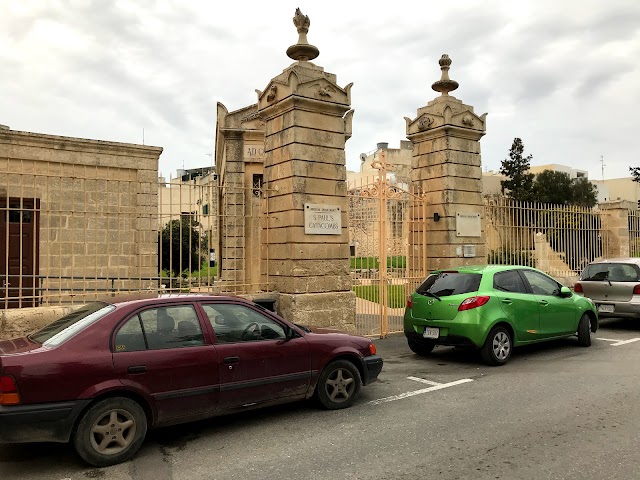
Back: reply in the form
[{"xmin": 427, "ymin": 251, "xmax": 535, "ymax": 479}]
[{"xmin": 601, "ymin": 155, "xmax": 605, "ymax": 181}]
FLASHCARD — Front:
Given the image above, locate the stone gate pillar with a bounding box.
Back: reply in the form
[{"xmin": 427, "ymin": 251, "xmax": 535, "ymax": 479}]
[
  {"xmin": 257, "ymin": 9, "xmax": 355, "ymax": 328},
  {"xmin": 406, "ymin": 55, "xmax": 487, "ymax": 270},
  {"xmin": 600, "ymin": 201, "xmax": 632, "ymax": 258}
]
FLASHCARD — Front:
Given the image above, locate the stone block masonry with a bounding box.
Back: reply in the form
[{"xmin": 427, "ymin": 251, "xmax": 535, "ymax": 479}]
[{"xmin": 257, "ymin": 9, "xmax": 356, "ymax": 328}]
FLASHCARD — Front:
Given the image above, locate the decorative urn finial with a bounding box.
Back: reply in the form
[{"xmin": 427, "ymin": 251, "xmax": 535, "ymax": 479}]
[
  {"xmin": 431, "ymin": 54, "xmax": 459, "ymax": 96},
  {"xmin": 286, "ymin": 8, "xmax": 319, "ymax": 62}
]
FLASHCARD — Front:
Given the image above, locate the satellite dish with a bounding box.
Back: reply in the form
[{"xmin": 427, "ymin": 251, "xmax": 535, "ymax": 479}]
[{"xmin": 359, "ymin": 153, "xmax": 367, "ymax": 162}]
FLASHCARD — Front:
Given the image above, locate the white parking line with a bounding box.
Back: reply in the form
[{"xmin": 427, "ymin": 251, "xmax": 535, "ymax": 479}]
[
  {"xmin": 367, "ymin": 378, "xmax": 473, "ymax": 406},
  {"xmin": 596, "ymin": 337, "xmax": 640, "ymax": 346},
  {"xmin": 406, "ymin": 376, "xmax": 442, "ymax": 386}
]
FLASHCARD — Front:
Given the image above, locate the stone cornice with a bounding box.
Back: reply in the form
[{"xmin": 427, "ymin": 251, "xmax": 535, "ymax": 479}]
[
  {"xmin": 258, "ymin": 94, "xmax": 351, "ymax": 122},
  {"xmin": 219, "ymin": 127, "xmax": 265, "ymax": 138},
  {"xmin": 0, "ymin": 129, "xmax": 163, "ymax": 158},
  {"xmin": 407, "ymin": 124, "xmax": 486, "ymax": 143}
]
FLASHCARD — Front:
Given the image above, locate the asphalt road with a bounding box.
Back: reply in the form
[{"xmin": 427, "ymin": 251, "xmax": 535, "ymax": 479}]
[{"xmin": 2, "ymin": 317, "xmax": 640, "ymax": 480}]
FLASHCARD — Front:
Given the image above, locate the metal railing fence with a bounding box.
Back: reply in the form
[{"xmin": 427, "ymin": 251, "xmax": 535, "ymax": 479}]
[
  {"xmin": 629, "ymin": 209, "xmax": 640, "ymax": 257},
  {"xmin": 1, "ymin": 160, "xmax": 270, "ymax": 308},
  {"xmin": 484, "ymin": 196, "xmax": 610, "ymax": 278}
]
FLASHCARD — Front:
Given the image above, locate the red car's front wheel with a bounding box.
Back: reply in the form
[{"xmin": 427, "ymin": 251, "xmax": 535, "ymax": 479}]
[{"xmin": 315, "ymin": 360, "xmax": 362, "ymax": 410}]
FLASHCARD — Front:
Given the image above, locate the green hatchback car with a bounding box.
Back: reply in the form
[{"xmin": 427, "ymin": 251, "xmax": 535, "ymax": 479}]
[{"xmin": 404, "ymin": 265, "xmax": 599, "ymax": 365}]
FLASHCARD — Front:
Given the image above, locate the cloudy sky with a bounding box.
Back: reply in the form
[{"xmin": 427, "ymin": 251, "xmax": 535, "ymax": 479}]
[{"xmin": 2, "ymin": 0, "xmax": 639, "ymax": 180}]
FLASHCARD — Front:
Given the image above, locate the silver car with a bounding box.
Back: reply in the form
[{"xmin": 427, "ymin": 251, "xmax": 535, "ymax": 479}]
[{"xmin": 575, "ymin": 258, "xmax": 640, "ymax": 319}]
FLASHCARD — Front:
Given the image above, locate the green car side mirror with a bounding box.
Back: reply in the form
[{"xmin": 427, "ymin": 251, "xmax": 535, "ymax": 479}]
[{"xmin": 559, "ymin": 286, "xmax": 572, "ymax": 297}]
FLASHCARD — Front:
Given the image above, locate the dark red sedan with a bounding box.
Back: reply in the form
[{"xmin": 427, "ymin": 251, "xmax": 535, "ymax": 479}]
[{"xmin": 0, "ymin": 295, "xmax": 382, "ymax": 467}]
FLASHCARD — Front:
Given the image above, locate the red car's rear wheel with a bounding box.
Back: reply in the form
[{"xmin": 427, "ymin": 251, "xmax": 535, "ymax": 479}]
[{"xmin": 73, "ymin": 397, "xmax": 147, "ymax": 467}]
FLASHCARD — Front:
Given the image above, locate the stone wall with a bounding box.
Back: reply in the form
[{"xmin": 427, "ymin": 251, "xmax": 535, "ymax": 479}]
[
  {"xmin": 0, "ymin": 305, "xmax": 81, "ymax": 340},
  {"xmin": 0, "ymin": 127, "xmax": 162, "ymax": 305}
]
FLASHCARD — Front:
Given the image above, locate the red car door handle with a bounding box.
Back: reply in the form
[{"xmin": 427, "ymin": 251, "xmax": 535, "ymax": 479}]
[
  {"xmin": 223, "ymin": 356, "xmax": 240, "ymax": 364},
  {"xmin": 127, "ymin": 365, "xmax": 147, "ymax": 374}
]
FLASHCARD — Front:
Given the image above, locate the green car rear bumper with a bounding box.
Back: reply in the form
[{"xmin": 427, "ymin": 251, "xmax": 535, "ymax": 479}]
[{"xmin": 403, "ymin": 308, "xmax": 490, "ymax": 348}]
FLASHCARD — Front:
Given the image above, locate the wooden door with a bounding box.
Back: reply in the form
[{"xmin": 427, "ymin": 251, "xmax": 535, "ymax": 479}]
[{"xmin": 0, "ymin": 198, "xmax": 40, "ymax": 308}]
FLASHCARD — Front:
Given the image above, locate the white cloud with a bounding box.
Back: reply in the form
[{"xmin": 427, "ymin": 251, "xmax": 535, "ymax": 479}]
[{"xmin": 1, "ymin": 0, "xmax": 638, "ymax": 179}]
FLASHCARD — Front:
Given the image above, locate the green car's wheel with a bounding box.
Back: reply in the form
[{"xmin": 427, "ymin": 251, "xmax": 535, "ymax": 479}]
[
  {"xmin": 481, "ymin": 326, "xmax": 512, "ymax": 366},
  {"xmin": 407, "ymin": 338, "xmax": 436, "ymax": 356},
  {"xmin": 577, "ymin": 314, "xmax": 592, "ymax": 347}
]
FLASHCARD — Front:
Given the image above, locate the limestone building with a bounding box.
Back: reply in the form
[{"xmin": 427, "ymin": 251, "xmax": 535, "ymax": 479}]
[
  {"xmin": 0, "ymin": 124, "xmax": 162, "ymax": 308},
  {"xmin": 214, "ymin": 103, "xmax": 266, "ymax": 292}
]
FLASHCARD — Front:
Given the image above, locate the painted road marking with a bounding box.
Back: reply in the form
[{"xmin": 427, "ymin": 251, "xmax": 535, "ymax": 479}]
[
  {"xmin": 367, "ymin": 377, "xmax": 473, "ymax": 406},
  {"xmin": 406, "ymin": 376, "xmax": 442, "ymax": 386},
  {"xmin": 596, "ymin": 337, "xmax": 640, "ymax": 346}
]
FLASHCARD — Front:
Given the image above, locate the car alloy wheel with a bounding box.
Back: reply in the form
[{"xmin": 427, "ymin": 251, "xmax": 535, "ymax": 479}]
[
  {"xmin": 481, "ymin": 326, "xmax": 513, "ymax": 366},
  {"xmin": 89, "ymin": 408, "xmax": 137, "ymax": 455},
  {"xmin": 316, "ymin": 360, "xmax": 362, "ymax": 410},
  {"xmin": 492, "ymin": 331, "xmax": 511, "ymax": 361},
  {"xmin": 74, "ymin": 397, "xmax": 147, "ymax": 467}
]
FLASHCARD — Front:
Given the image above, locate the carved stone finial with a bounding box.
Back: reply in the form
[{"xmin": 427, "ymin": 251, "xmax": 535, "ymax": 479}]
[
  {"xmin": 293, "ymin": 7, "xmax": 310, "ymax": 33},
  {"xmin": 431, "ymin": 54, "xmax": 459, "ymax": 96},
  {"xmin": 286, "ymin": 8, "xmax": 319, "ymax": 62}
]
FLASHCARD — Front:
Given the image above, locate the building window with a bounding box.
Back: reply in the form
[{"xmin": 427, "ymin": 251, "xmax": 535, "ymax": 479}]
[{"xmin": 252, "ymin": 174, "xmax": 263, "ymax": 197}]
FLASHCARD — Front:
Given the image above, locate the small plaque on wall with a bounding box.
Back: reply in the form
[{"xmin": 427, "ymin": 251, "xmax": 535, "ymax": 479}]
[
  {"xmin": 456, "ymin": 213, "xmax": 481, "ymax": 237},
  {"xmin": 304, "ymin": 204, "xmax": 341, "ymax": 235}
]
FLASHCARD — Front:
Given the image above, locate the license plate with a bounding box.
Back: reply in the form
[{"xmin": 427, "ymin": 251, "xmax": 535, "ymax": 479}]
[
  {"xmin": 597, "ymin": 304, "xmax": 614, "ymax": 313},
  {"xmin": 423, "ymin": 327, "xmax": 439, "ymax": 339}
]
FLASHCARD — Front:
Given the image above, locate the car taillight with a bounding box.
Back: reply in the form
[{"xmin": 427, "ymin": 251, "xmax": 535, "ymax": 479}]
[
  {"xmin": 574, "ymin": 282, "xmax": 583, "ymax": 293},
  {"xmin": 406, "ymin": 295, "xmax": 412, "ymax": 309},
  {"xmin": 458, "ymin": 296, "xmax": 490, "ymax": 311},
  {"xmin": 369, "ymin": 342, "xmax": 377, "ymax": 355},
  {"xmin": 633, "ymin": 285, "xmax": 640, "ymax": 295},
  {"xmin": 0, "ymin": 375, "xmax": 21, "ymax": 405}
]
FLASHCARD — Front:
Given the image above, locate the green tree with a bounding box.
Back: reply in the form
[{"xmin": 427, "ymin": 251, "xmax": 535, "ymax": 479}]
[
  {"xmin": 531, "ymin": 171, "xmax": 598, "ymax": 208},
  {"xmin": 631, "ymin": 166, "xmax": 640, "ymax": 183},
  {"xmin": 500, "ymin": 138, "xmax": 535, "ymax": 201},
  {"xmin": 159, "ymin": 215, "xmax": 206, "ymax": 276},
  {"xmin": 571, "ymin": 176, "xmax": 598, "ymax": 208},
  {"xmin": 531, "ymin": 170, "xmax": 573, "ymax": 205}
]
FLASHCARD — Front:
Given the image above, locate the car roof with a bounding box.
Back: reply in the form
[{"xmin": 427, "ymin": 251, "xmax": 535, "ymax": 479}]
[
  {"xmin": 92, "ymin": 293, "xmax": 253, "ymax": 308},
  {"xmin": 586, "ymin": 258, "xmax": 640, "ymax": 266},
  {"xmin": 431, "ymin": 264, "xmax": 537, "ymax": 274}
]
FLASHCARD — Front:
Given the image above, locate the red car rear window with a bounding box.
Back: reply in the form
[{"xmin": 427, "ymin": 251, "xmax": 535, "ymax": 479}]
[{"xmin": 29, "ymin": 302, "xmax": 114, "ymax": 345}]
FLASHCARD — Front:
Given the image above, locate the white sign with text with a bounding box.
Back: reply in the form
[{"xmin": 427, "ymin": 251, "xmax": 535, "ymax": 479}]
[
  {"xmin": 456, "ymin": 213, "xmax": 482, "ymax": 237},
  {"xmin": 304, "ymin": 204, "xmax": 341, "ymax": 235}
]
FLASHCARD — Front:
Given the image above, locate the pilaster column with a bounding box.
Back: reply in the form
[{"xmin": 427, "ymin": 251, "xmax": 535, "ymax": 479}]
[
  {"xmin": 406, "ymin": 55, "xmax": 487, "ymax": 270},
  {"xmin": 258, "ymin": 9, "xmax": 355, "ymax": 329},
  {"xmin": 600, "ymin": 201, "xmax": 632, "ymax": 258}
]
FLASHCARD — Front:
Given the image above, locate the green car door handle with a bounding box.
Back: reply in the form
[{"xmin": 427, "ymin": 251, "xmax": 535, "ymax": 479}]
[
  {"xmin": 539, "ymin": 300, "xmax": 549, "ymax": 306},
  {"xmin": 501, "ymin": 299, "xmax": 513, "ymax": 305}
]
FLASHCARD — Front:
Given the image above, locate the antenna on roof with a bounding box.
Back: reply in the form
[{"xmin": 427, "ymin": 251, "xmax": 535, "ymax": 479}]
[{"xmin": 601, "ymin": 155, "xmax": 606, "ymax": 181}]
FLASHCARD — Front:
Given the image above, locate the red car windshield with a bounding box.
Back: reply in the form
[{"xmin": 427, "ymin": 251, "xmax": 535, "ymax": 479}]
[{"xmin": 29, "ymin": 302, "xmax": 115, "ymax": 346}]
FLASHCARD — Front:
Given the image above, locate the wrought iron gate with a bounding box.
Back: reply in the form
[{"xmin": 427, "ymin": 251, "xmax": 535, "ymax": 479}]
[{"xmin": 349, "ymin": 151, "xmax": 428, "ymax": 337}]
